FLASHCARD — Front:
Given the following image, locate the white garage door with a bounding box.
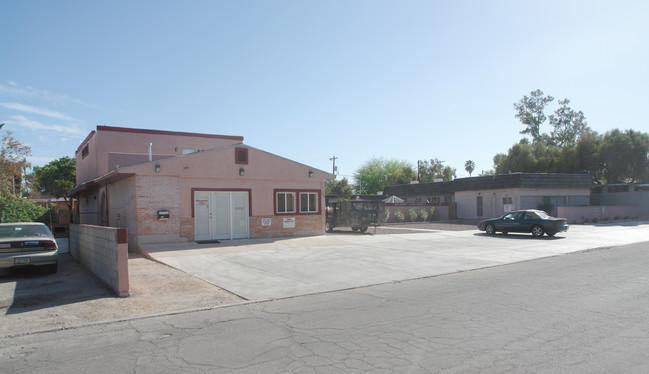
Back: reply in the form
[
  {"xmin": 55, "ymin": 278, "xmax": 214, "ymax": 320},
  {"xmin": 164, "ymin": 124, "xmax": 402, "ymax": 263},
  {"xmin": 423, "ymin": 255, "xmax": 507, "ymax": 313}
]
[{"xmin": 194, "ymin": 191, "xmax": 249, "ymax": 241}]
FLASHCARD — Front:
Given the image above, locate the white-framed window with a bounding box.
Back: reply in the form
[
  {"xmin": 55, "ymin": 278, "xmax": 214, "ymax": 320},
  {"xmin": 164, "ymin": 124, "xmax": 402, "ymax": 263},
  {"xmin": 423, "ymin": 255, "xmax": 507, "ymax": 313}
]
[
  {"xmin": 503, "ymin": 197, "xmax": 513, "ymax": 205},
  {"xmin": 276, "ymin": 192, "xmax": 296, "ymax": 213},
  {"xmin": 300, "ymin": 192, "xmax": 318, "ymax": 213}
]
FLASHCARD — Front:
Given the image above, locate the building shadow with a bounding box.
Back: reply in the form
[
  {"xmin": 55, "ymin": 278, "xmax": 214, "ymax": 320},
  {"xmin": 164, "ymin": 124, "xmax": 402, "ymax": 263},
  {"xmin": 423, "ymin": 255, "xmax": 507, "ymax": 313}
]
[{"xmin": 1, "ymin": 254, "xmax": 114, "ymax": 315}]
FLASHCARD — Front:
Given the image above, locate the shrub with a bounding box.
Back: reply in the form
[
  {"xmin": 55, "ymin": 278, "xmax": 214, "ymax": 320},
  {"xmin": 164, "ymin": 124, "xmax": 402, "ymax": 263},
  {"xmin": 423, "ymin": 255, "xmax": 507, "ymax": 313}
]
[
  {"xmin": 614, "ymin": 215, "xmax": 622, "ymax": 221},
  {"xmin": 428, "ymin": 206, "xmax": 438, "ymax": 221},
  {"xmin": 603, "ymin": 217, "xmax": 609, "ymax": 221},
  {"xmin": 384, "ymin": 208, "xmax": 390, "ymax": 222},
  {"xmin": 406, "ymin": 209, "xmax": 418, "ymax": 222},
  {"xmin": 393, "ymin": 210, "xmax": 404, "ymax": 223},
  {"xmin": 536, "ymin": 203, "xmax": 554, "ymax": 215},
  {"xmin": 0, "ymin": 193, "xmax": 47, "ymax": 223},
  {"xmin": 417, "ymin": 209, "xmax": 428, "ymax": 221},
  {"xmin": 592, "ymin": 217, "xmax": 598, "ymax": 223}
]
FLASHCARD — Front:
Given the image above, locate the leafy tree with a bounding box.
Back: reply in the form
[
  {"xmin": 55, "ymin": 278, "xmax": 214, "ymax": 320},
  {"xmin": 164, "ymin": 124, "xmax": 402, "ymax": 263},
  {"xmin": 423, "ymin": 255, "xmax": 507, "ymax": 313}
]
[
  {"xmin": 0, "ymin": 130, "xmax": 31, "ymax": 195},
  {"xmin": 549, "ymin": 99, "xmax": 588, "ymax": 147},
  {"xmin": 514, "ymin": 89, "xmax": 554, "ymax": 143},
  {"xmin": 418, "ymin": 159, "xmax": 456, "ymax": 182},
  {"xmin": 514, "ymin": 89, "xmax": 589, "ymax": 146},
  {"xmin": 33, "ymin": 156, "xmax": 76, "ymax": 223},
  {"xmin": 600, "ymin": 129, "xmax": 649, "ymax": 183},
  {"xmin": 325, "ymin": 177, "xmax": 353, "ymax": 200},
  {"xmin": 353, "ymin": 158, "xmax": 415, "ymax": 194},
  {"xmin": 464, "ymin": 160, "xmax": 475, "ymax": 177},
  {"xmin": 0, "ymin": 191, "xmax": 47, "ymax": 223}
]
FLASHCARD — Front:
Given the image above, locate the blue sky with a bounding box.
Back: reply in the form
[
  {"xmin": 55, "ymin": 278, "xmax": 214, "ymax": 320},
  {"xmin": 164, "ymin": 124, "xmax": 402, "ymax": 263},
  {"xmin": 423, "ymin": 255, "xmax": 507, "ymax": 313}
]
[{"xmin": 2, "ymin": 1, "xmax": 648, "ymax": 182}]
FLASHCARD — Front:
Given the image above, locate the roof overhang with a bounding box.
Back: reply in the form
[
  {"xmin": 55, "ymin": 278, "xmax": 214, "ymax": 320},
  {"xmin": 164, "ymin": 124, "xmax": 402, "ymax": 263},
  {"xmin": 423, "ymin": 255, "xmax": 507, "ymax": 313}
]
[{"xmin": 68, "ymin": 170, "xmax": 135, "ymax": 196}]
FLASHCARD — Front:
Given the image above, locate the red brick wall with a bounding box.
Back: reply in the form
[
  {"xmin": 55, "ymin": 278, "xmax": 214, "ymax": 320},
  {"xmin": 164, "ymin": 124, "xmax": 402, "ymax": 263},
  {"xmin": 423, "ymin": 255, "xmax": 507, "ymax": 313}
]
[
  {"xmin": 250, "ymin": 214, "xmax": 325, "ymax": 238},
  {"xmin": 135, "ymin": 175, "xmax": 180, "ymax": 236}
]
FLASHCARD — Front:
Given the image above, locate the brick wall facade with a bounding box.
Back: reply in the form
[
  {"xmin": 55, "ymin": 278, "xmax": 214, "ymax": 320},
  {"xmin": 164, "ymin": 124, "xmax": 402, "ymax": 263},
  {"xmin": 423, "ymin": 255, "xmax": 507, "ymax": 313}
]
[
  {"xmin": 135, "ymin": 175, "xmax": 180, "ymax": 236},
  {"xmin": 250, "ymin": 214, "xmax": 325, "ymax": 238}
]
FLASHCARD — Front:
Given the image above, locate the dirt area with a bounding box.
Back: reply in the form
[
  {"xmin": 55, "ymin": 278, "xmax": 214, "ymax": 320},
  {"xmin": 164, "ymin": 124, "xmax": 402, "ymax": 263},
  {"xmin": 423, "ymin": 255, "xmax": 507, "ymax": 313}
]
[{"xmin": 0, "ymin": 253, "xmax": 243, "ymax": 336}]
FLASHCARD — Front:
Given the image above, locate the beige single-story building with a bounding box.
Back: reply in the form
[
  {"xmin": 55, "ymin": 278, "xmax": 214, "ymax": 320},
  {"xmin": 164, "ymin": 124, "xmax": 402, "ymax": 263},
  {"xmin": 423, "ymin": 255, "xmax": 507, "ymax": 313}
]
[
  {"xmin": 70, "ymin": 126, "xmax": 334, "ymax": 250},
  {"xmin": 384, "ymin": 173, "xmax": 595, "ymax": 219}
]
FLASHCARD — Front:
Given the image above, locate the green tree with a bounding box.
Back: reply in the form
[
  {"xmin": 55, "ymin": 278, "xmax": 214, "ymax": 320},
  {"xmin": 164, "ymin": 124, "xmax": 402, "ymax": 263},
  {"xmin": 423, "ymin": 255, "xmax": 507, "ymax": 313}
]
[
  {"xmin": 325, "ymin": 177, "xmax": 353, "ymax": 200},
  {"xmin": 549, "ymin": 99, "xmax": 588, "ymax": 147},
  {"xmin": 0, "ymin": 130, "xmax": 31, "ymax": 195},
  {"xmin": 514, "ymin": 89, "xmax": 589, "ymax": 146},
  {"xmin": 514, "ymin": 89, "xmax": 554, "ymax": 143},
  {"xmin": 0, "ymin": 189, "xmax": 47, "ymax": 223},
  {"xmin": 464, "ymin": 160, "xmax": 475, "ymax": 177},
  {"xmin": 353, "ymin": 158, "xmax": 415, "ymax": 194},
  {"xmin": 600, "ymin": 129, "xmax": 649, "ymax": 183},
  {"xmin": 33, "ymin": 156, "xmax": 76, "ymax": 223},
  {"xmin": 418, "ymin": 159, "xmax": 456, "ymax": 182}
]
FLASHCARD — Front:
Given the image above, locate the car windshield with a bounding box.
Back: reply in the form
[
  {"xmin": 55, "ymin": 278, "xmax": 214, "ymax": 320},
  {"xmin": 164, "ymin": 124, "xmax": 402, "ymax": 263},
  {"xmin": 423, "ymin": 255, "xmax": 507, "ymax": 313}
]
[{"xmin": 0, "ymin": 224, "xmax": 53, "ymax": 238}]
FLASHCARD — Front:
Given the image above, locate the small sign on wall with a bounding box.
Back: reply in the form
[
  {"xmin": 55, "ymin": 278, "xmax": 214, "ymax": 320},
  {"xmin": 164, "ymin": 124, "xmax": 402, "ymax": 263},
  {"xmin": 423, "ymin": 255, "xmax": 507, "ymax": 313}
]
[
  {"xmin": 261, "ymin": 218, "xmax": 272, "ymax": 226},
  {"xmin": 283, "ymin": 217, "xmax": 295, "ymax": 228}
]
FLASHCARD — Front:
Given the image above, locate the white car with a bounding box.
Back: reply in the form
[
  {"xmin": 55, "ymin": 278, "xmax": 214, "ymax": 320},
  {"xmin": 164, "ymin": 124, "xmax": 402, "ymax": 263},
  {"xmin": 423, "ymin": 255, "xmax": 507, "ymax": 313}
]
[{"xmin": 0, "ymin": 222, "xmax": 59, "ymax": 273}]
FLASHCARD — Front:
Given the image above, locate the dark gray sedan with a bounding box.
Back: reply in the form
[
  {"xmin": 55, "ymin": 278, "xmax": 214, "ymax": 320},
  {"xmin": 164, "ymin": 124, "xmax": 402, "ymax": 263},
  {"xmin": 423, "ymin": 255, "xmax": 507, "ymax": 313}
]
[
  {"xmin": 478, "ymin": 209, "xmax": 569, "ymax": 237},
  {"xmin": 0, "ymin": 222, "xmax": 59, "ymax": 273}
]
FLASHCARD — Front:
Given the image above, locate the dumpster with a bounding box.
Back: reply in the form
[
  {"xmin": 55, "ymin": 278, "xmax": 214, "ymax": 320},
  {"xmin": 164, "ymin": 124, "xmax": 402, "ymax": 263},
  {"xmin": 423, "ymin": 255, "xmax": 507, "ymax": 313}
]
[{"xmin": 325, "ymin": 200, "xmax": 386, "ymax": 232}]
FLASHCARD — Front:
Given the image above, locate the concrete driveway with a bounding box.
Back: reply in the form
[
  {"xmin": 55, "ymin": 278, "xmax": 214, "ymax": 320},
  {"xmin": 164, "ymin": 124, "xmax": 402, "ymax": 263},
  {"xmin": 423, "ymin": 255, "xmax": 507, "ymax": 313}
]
[{"xmin": 143, "ymin": 222, "xmax": 649, "ymax": 300}]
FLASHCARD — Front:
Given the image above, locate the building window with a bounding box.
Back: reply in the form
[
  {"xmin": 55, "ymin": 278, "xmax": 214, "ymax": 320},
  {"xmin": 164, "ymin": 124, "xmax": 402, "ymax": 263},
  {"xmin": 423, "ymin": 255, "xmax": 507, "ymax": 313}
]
[
  {"xmin": 81, "ymin": 145, "xmax": 89, "ymax": 159},
  {"xmin": 276, "ymin": 192, "xmax": 295, "ymax": 213},
  {"xmin": 235, "ymin": 148, "xmax": 248, "ymax": 164},
  {"xmin": 503, "ymin": 197, "xmax": 512, "ymax": 205},
  {"xmin": 300, "ymin": 192, "xmax": 318, "ymax": 213}
]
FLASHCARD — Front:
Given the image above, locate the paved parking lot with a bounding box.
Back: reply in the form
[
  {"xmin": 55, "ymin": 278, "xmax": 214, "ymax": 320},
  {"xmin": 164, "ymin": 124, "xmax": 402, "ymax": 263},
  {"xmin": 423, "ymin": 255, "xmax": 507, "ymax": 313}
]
[{"xmin": 144, "ymin": 222, "xmax": 649, "ymax": 300}]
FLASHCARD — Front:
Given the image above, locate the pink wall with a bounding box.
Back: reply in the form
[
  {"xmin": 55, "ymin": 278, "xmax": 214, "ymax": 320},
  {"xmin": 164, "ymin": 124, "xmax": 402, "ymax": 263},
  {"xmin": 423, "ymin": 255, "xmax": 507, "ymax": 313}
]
[
  {"xmin": 76, "ymin": 126, "xmax": 244, "ymax": 183},
  {"xmin": 557, "ymin": 206, "xmax": 640, "ymax": 223}
]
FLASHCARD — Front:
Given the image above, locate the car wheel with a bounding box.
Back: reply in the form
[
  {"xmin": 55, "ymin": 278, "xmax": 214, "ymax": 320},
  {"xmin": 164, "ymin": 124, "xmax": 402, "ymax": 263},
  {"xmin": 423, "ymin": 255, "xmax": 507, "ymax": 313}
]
[
  {"xmin": 531, "ymin": 225, "xmax": 545, "ymax": 237},
  {"xmin": 485, "ymin": 224, "xmax": 496, "ymax": 235},
  {"xmin": 351, "ymin": 227, "xmax": 359, "ymax": 232},
  {"xmin": 359, "ymin": 226, "xmax": 368, "ymax": 233}
]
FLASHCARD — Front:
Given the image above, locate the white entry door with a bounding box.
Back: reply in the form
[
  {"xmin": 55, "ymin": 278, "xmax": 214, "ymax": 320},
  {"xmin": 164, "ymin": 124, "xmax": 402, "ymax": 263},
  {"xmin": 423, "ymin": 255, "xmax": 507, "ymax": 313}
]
[{"xmin": 194, "ymin": 191, "xmax": 249, "ymax": 241}]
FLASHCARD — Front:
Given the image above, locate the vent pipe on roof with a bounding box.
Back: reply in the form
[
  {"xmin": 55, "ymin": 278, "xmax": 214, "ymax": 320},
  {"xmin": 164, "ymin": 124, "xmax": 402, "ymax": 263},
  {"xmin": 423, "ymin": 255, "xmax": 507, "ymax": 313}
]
[{"xmin": 148, "ymin": 142, "xmax": 153, "ymax": 161}]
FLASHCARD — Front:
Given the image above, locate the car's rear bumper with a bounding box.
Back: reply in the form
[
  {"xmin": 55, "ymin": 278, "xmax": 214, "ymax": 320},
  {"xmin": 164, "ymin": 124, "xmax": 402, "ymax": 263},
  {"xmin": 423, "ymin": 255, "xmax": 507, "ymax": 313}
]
[
  {"xmin": 548, "ymin": 224, "xmax": 569, "ymax": 234},
  {"xmin": 0, "ymin": 251, "xmax": 58, "ymax": 268}
]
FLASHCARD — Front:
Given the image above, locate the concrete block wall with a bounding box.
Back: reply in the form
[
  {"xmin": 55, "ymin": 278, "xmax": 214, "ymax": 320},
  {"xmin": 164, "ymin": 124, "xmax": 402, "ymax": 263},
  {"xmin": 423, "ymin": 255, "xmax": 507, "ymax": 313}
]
[{"xmin": 69, "ymin": 224, "xmax": 130, "ymax": 297}]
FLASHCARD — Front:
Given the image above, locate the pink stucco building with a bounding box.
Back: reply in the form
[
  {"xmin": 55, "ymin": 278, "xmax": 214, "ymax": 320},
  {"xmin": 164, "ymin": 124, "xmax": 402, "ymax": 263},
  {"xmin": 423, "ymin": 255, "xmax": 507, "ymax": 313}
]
[{"xmin": 70, "ymin": 126, "xmax": 334, "ymax": 250}]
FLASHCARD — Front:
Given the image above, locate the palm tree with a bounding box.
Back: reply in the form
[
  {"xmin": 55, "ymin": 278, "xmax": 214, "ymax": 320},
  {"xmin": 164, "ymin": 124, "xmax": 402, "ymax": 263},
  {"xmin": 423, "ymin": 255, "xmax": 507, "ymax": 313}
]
[{"xmin": 464, "ymin": 160, "xmax": 475, "ymax": 177}]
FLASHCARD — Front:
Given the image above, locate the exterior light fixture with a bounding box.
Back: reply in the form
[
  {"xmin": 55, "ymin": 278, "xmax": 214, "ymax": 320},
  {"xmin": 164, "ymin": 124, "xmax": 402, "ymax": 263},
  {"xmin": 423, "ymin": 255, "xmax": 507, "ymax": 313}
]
[
  {"xmin": 239, "ymin": 167, "xmax": 245, "ymax": 176},
  {"xmin": 155, "ymin": 164, "xmax": 161, "ymax": 173},
  {"xmin": 309, "ymin": 170, "xmax": 314, "ymax": 178}
]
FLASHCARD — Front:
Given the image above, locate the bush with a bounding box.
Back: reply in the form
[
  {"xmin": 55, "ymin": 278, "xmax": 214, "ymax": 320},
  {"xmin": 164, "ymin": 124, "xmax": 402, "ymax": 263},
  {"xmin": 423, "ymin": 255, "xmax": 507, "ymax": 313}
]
[
  {"xmin": 614, "ymin": 215, "xmax": 622, "ymax": 221},
  {"xmin": 406, "ymin": 209, "xmax": 418, "ymax": 222},
  {"xmin": 384, "ymin": 208, "xmax": 390, "ymax": 222},
  {"xmin": 393, "ymin": 210, "xmax": 404, "ymax": 223},
  {"xmin": 429, "ymin": 206, "xmax": 440, "ymax": 221},
  {"xmin": 536, "ymin": 203, "xmax": 554, "ymax": 215},
  {"xmin": 0, "ymin": 193, "xmax": 47, "ymax": 223},
  {"xmin": 417, "ymin": 209, "xmax": 428, "ymax": 221},
  {"xmin": 592, "ymin": 217, "xmax": 598, "ymax": 223}
]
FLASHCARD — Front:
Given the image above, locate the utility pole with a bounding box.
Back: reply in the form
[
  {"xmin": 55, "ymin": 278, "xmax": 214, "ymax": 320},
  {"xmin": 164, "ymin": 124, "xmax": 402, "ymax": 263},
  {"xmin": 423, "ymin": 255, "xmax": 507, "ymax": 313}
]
[{"xmin": 329, "ymin": 156, "xmax": 338, "ymax": 176}]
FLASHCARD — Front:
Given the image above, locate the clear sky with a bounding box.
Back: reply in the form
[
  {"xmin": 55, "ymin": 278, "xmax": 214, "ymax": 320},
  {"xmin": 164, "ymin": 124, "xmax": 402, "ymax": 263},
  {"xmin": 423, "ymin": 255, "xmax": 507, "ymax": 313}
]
[{"xmin": 2, "ymin": 1, "xmax": 648, "ymax": 182}]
